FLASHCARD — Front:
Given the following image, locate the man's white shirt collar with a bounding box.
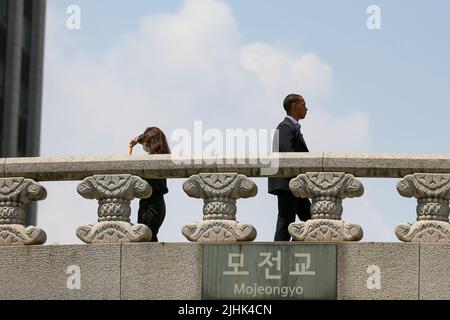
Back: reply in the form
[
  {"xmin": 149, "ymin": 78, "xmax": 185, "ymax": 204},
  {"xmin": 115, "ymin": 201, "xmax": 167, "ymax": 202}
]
[{"xmin": 286, "ymin": 115, "xmax": 300, "ymax": 126}]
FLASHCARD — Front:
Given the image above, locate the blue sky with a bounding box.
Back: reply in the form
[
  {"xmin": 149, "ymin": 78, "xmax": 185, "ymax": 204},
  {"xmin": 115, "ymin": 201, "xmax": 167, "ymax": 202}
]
[
  {"xmin": 39, "ymin": 0, "xmax": 450, "ymax": 243},
  {"xmin": 47, "ymin": 0, "xmax": 450, "ymax": 152}
]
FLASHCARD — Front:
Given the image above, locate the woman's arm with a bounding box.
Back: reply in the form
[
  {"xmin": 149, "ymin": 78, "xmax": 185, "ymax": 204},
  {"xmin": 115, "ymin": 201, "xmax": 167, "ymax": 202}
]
[{"xmin": 128, "ymin": 138, "xmax": 138, "ymax": 155}]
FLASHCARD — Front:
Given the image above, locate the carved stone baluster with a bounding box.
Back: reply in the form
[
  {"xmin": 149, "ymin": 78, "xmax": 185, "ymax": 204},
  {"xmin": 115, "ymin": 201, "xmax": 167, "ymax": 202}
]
[
  {"xmin": 182, "ymin": 173, "xmax": 257, "ymax": 242},
  {"xmin": 76, "ymin": 174, "xmax": 152, "ymax": 243},
  {"xmin": 288, "ymin": 172, "xmax": 364, "ymax": 241},
  {"xmin": 396, "ymin": 173, "xmax": 450, "ymax": 242},
  {"xmin": 0, "ymin": 178, "xmax": 47, "ymax": 246}
]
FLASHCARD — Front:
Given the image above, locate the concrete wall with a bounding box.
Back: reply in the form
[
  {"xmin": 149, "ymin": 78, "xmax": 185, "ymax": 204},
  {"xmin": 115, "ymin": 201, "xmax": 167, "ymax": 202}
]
[{"xmin": 0, "ymin": 242, "xmax": 448, "ymax": 300}]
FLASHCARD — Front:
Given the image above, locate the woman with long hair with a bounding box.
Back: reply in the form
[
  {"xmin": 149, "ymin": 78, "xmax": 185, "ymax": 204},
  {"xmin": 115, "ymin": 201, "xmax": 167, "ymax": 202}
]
[{"xmin": 128, "ymin": 127, "xmax": 170, "ymax": 242}]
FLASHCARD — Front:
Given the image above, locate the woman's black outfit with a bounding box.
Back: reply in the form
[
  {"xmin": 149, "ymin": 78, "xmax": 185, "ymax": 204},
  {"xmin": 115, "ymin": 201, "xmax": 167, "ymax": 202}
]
[{"xmin": 138, "ymin": 178, "xmax": 168, "ymax": 242}]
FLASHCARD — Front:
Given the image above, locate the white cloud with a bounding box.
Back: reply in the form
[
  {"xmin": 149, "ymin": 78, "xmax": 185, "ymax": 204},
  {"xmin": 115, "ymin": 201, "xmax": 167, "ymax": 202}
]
[
  {"xmin": 38, "ymin": 0, "xmax": 378, "ymax": 244},
  {"xmin": 240, "ymin": 44, "xmax": 333, "ymax": 95}
]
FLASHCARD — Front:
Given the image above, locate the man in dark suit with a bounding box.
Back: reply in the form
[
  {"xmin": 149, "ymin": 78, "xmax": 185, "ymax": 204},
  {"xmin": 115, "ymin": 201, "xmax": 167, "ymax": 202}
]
[{"xmin": 268, "ymin": 94, "xmax": 311, "ymax": 241}]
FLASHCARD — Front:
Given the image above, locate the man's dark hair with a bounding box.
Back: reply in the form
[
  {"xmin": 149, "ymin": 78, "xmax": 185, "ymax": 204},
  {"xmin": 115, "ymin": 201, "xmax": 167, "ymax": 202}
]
[{"xmin": 283, "ymin": 94, "xmax": 303, "ymax": 113}]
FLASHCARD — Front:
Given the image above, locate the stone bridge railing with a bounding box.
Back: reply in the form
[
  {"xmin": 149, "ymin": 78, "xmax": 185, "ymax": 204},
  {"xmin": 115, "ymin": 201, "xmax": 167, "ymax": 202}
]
[{"xmin": 1, "ymin": 153, "xmax": 450, "ymax": 245}]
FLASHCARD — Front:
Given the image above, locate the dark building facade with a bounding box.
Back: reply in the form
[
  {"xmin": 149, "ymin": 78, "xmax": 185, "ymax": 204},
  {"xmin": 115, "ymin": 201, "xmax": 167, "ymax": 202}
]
[{"xmin": 0, "ymin": 0, "xmax": 46, "ymax": 225}]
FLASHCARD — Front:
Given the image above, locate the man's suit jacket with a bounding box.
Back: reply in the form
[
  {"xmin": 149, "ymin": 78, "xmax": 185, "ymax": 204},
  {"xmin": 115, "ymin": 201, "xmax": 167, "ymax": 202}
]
[{"xmin": 268, "ymin": 117, "xmax": 309, "ymax": 195}]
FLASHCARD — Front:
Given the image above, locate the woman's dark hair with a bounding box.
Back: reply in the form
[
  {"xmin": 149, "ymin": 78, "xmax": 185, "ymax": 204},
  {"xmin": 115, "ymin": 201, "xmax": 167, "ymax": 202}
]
[{"xmin": 141, "ymin": 127, "xmax": 171, "ymax": 154}]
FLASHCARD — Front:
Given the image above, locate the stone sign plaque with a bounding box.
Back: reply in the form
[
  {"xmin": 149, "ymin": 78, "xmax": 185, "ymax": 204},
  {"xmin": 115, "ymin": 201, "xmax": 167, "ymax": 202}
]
[{"xmin": 202, "ymin": 243, "xmax": 336, "ymax": 300}]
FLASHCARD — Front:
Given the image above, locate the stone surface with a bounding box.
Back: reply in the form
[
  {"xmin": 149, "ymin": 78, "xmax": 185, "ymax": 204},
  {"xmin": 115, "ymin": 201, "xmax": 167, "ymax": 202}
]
[
  {"xmin": 3, "ymin": 156, "xmax": 149, "ymax": 181},
  {"xmin": 183, "ymin": 173, "xmax": 257, "ymax": 220},
  {"xmin": 77, "ymin": 175, "xmax": 152, "ymax": 211},
  {"xmin": 121, "ymin": 243, "xmax": 203, "ymax": 300},
  {"xmin": 290, "ymin": 172, "xmax": 364, "ymax": 219},
  {"xmin": 0, "ymin": 242, "xmax": 449, "ymax": 299},
  {"xmin": 4, "ymin": 153, "xmax": 450, "ymax": 181},
  {"xmin": 1, "ymin": 155, "xmax": 244, "ymax": 180},
  {"xmin": 0, "ymin": 244, "xmax": 121, "ymax": 299},
  {"xmin": 76, "ymin": 175, "xmax": 152, "ymax": 243},
  {"xmin": 337, "ymin": 243, "xmax": 419, "ymax": 300},
  {"xmin": 419, "ymin": 243, "xmax": 450, "ymax": 300},
  {"xmin": 215, "ymin": 152, "xmax": 324, "ymax": 177},
  {"xmin": 182, "ymin": 173, "xmax": 257, "ymax": 242},
  {"xmin": 289, "ymin": 219, "xmax": 363, "ymax": 242},
  {"xmin": 1, "ymin": 158, "xmax": 5, "ymax": 177},
  {"xmin": 323, "ymin": 153, "xmax": 450, "ymax": 178},
  {"xmin": 2, "ymin": 153, "xmax": 324, "ymax": 180},
  {"xmin": 0, "ymin": 224, "xmax": 47, "ymax": 246},
  {"xmin": 396, "ymin": 174, "xmax": 450, "ymax": 242},
  {"xmin": 397, "ymin": 174, "xmax": 450, "ymax": 221},
  {"xmin": 0, "ymin": 178, "xmax": 47, "ymax": 246},
  {"xmin": 0, "ymin": 178, "xmax": 47, "ymax": 224},
  {"xmin": 182, "ymin": 220, "xmax": 256, "ymax": 242},
  {"xmin": 76, "ymin": 221, "xmax": 152, "ymax": 244},
  {"xmin": 289, "ymin": 172, "xmax": 364, "ymax": 242},
  {"xmin": 396, "ymin": 221, "xmax": 450, "ymax": 243}
]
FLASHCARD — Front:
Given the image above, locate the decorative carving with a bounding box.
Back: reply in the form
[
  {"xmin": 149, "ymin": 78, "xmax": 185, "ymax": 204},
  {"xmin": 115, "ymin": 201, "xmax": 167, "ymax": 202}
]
[
  {"xmin": 76, "ymin": 221, "xmax": 151, "ymax": 244},
  {"xmin": 182, "ymin": 173, "xmax": 257, "ymax": 242},
  {"xmin": 396, "ymin": 174, "xmax": 450, "ymax": 242},
  {"xmin": 288, "ymin": 220, "xmax": 363, "ymax": 242},
  {"xmin": 288, "ymin": 172, "xmax": 364, "ymax": 242},
  {"xmin": 0, "ymin": 225, "xmax": 47, "ymax": 246},
  {"xmin": 76, "ymin": 175, "xmax": 153, "ymax": 243},
  {"xmin": 396, "ymin": 221, "xmax": 450, "ymax": 243},
  {"xmin": 182, "ymin": 221, "xmax": 256, "ymax": 243},
  {"xmin": 0, "ymin": 178, "xmax": 47, "ymax": 246}
]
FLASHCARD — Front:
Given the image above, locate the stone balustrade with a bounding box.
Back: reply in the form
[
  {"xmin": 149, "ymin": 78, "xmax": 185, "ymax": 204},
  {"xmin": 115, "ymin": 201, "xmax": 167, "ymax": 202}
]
[
  {"xmin": 182, "ymin": 173, "xmax": 257, "ymax": 242},
  {"xmin": 0, "ymin": 177, "xmax": 47, "ymax": 246},
  {"xmin": 288, "ymin": 172, "xmax": 364, "ymax": 241},
  {"xmin": 1, "ymin": 153, "xmax": 450, "ymax": 245},
  {"xmin": 76, "ymin": 174, "xmax": 153, "ymax": 244},
  {"xmin": 395, "ymin": 174, "xmax": 450, "ymax": 242}
]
